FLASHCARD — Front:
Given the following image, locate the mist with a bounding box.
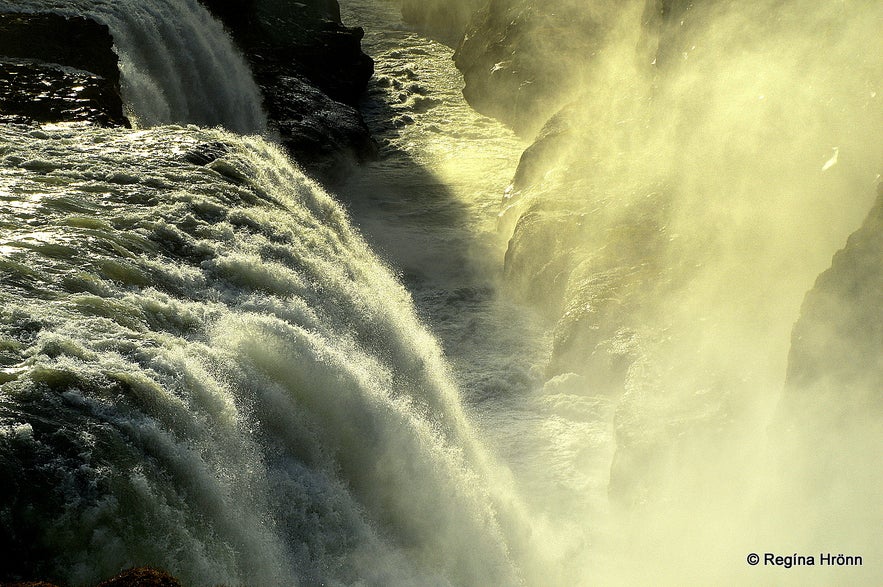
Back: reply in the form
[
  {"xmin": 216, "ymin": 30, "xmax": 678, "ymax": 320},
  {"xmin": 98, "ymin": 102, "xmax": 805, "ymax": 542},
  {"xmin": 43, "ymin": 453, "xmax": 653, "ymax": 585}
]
[
  {"xmin": 1, "ymin": 0, "xmax": 878, "ymax": 584},
  {"xmin": 445, "ymin": 0, "xmax": 881, "ymax": 583}
]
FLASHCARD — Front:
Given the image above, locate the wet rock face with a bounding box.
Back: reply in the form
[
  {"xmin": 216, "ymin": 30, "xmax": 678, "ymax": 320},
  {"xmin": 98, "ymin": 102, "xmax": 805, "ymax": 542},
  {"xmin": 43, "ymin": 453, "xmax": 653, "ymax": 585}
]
[
  {"xmin": 266, "ymin": 74, "xmax": 377, "ymax": 183},
  {"xmin": 0, "ymin": 13, "xmax": 127, "ymax": 127},
  {"xmin": 0, "ymin": 60, "xmax": 127, "ymax": 127},
  {"xmin": 780, "ymin": 186, "xmax": 883, "ymax": 431},
  {"xmin": 247, "ymin": 22, "xmax": 372, "ymax": 108},
  {"xmin": 454, "ymin": 0, "xmax": 611, "ymax": 136},
  {"xmin": 199, "ymin": 0, "xmax": 372, "ymax": 107},
  {"xmin": 0, "ymin": 13, "xmax": 120, "ymax": 82},
  {"xmin": 199, "ymin": 0, "xmax": 377, "ymax": 183}
]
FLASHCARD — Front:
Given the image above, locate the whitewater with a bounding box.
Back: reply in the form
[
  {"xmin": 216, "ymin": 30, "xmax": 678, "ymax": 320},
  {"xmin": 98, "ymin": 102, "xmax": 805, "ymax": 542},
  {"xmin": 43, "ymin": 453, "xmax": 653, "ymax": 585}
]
[
  {"xmin": 0, "ymin": 122, "xmax": 533, "ymax": 583},
  {"xmin": 1, "ymin": 0, "xmax": 880, "ymax": 585},
  {"xmin": 0, "ymin": 0, "xmax": 529, "ymax": 584},
  {"xmin": 0, "ymin": 0, "xmax": 265, "ymax": 131}
]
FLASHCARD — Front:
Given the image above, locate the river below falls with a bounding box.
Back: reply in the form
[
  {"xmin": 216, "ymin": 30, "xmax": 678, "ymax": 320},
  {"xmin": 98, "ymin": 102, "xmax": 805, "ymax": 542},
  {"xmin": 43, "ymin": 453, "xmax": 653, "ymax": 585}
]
[{"xmin": 337, "ymin": 0, "xmax": 620, "ymax": 574}]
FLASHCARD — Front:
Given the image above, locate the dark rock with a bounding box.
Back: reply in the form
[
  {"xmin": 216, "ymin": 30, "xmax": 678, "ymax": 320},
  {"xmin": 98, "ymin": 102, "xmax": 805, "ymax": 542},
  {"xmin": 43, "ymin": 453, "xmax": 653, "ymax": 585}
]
[
  {"xmin": 200, "ymin": 0, "xmax": 372, "ymax": 106},
  {"xmin": 198, "ymin": 0, "xmax": 376, "ymax": 183},
  {"xmin": 0, "ymin": 13, "xmax": 120, "ymax": 83},
  {"xmin": 197, "ymin": 0, "xmax": 257, "ymax": 36},
  {"xmin": 778, "ymin": 185, "xmax": 883, "ymax": 435},
  {"xmin": 244, "ymin": 19, "xmax": 373, "ymax": 107},
  {"xmin": 0, "ymin": 13, "xmax": 127, "ymax": 127},
  {"xmin": 0, "ymin": 60, "xmax": 127, "ymax": 127},
  {"xmin": 265, "ymin": 74, "xmax": 378, "ymax": 184}
]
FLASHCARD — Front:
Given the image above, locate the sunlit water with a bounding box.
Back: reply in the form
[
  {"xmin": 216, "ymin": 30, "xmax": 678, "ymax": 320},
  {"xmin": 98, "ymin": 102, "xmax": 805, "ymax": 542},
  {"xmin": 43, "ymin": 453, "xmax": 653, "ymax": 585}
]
[
  {"xmin": 338, "ymin": 0, "xmax": 620, "ymax": 579},
  {"xmin": 1, "ymin": 0, "xmax": 878, "ymax": 584},
  {"xmin": 0, "ymin": 124, "xmax": 535, "ymax": 585}
]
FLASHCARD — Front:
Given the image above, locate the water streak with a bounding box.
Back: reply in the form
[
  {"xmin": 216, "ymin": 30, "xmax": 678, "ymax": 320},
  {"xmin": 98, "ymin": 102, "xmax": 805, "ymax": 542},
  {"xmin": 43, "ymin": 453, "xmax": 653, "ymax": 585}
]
[{"xmin": 0, "ymin": 0, "xmax": 266, "ymax": 132}]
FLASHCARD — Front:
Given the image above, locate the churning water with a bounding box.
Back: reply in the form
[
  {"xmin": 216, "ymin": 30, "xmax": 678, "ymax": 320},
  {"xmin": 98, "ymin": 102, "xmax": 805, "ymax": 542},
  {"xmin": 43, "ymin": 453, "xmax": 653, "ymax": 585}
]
[
  {"xmin": 1, "ymin": 0, "xmax": 880, "ymax": 585},
  {"xmin": 0, "ymin": 0, "xmax": 528, "ymax": 581},
  {"xmin": 0, "ymin": 124, "xmax": 533, "ymax": 584}
]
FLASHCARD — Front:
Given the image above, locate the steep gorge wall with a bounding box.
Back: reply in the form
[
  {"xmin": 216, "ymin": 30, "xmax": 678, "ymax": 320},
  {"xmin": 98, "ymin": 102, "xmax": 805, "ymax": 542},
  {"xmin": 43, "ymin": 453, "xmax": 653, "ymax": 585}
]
[
  {"xmin": 406, "ymin": 0, "xmax": 882, "ymax": 506},
  {"xmin": 776, "ymin": 185, "xmax": 883, "ymax": 455}
]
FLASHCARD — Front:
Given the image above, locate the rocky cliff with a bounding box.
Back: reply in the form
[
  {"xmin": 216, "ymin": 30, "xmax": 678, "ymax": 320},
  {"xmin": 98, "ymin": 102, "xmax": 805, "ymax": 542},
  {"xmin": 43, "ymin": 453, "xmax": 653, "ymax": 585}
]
[
  {"xmin": 457, "ymin": 0, "xmax": 882, "ymax": 507},
  {"xmin": 766, "ymin": 184, "xmax": 883, "ymax": 545},
  {"xmin": 200, "ymin": 0, "xmax": 378, "ymax": 183},
  {"xmin": 455, "ymin": 0, "xmax": 624, "ymax": 136},
  {"xmin": 0, "ymin": 13, "xmax": 128, "ymax": 127},
  {"xmin": 0, "ymin": 2, "xmax": 378, "ymax": 185},
  {"xmin": 777, "ymin": 184, "xmax": 883, "ymax": 444}
]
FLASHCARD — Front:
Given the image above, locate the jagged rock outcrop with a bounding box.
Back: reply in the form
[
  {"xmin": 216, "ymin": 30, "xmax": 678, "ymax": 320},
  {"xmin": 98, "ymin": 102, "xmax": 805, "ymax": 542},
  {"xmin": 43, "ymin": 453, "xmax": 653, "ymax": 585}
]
[
  {"xmin": 778, "ymin": 185, "xmax": 883, "ymax": 437},
  {"xmin": 262, "ymin": 74, "xmax": 378, "ymax": 181},
  {"xmin": 454, "ymin": 0, "xmax": 620, "ymax": 136},
  {"xmin": 200, "ymin": 0, "xmax": 377, "ymax": 183},
  {"xmin": 0, "ymin": 13, "xmax": 127, "ymax": 127}
]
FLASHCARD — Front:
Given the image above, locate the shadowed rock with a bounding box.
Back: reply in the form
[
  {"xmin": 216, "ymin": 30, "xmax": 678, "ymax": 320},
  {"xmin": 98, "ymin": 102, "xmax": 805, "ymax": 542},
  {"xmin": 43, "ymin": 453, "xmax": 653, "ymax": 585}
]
[
  {"xmin": 199, "ymin": 0, "xmax": 377, "ymax": 183},
  {"xmin": 0, "ymin": 13, "xmax": 127, "ymax": 127}
]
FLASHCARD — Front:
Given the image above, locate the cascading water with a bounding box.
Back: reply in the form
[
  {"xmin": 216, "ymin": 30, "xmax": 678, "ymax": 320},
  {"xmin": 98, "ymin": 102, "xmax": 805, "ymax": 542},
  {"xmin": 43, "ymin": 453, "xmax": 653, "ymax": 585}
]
[
  {"xmin": 0, "ymin": 0, "xmax": 266, "ymax": 132},
  {"xmin": 337, "ymin": 1, "xmax": 882, "ymax": 586},
  {"xmin": 0, "ymin": 1, "xmax": 534, "ymax": 584},
  {"xmin": 2, "ymin": 0, "xmax": 880, "ymax": 585},
  {"xmin": 0, "ymin": 125, "xmax": 528, "ymax": 585}
]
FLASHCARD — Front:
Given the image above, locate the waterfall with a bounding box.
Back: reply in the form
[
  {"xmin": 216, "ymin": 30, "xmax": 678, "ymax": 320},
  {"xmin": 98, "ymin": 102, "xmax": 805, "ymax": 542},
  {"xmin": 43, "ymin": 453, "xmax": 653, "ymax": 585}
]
[
  {"xmin": 0, "ymin": 0, "xmax": 266, "ymax": 132},
  {"xmin": 0, "ymin": 125, "xmax": 521, "ymax": 585},
  {"xmin": 4, "ymin": 0, "xmax": 878, "ymax": 584}
]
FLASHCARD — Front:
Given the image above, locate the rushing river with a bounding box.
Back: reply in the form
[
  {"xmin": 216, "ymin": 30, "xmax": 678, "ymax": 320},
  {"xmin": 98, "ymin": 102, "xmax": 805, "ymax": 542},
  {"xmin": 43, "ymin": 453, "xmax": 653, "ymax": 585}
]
[
  {"xmin": 1, "ymin": 0, "xmax": 879, "ymax": 585},
  {"xmin": 336, "ymin": 1, "xmax": 626, "ymax": 582},
  {"xmin": 0, "ymin": 0, "xmax": 528, "ymax": 583}
]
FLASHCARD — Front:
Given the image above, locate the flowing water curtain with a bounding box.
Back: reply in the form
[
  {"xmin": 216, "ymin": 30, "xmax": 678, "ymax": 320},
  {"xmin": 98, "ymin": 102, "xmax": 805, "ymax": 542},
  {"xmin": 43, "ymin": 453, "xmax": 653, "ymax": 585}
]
[
  {"xmin": 0, "ymin": 0, "xmax": 266, "ymax": 132},
  {"xmin": 0, "ymin": 125, "xmax": 526, "ymax": 585}
]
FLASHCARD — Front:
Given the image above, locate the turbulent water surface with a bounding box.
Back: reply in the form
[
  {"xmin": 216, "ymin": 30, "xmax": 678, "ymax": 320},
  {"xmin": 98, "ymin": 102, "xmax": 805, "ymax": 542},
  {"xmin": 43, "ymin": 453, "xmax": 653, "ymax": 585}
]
[
  {"xmin": 0, "ymin": 123, "xmax": 529, "ymax": 585},
  {"xmin": 1, "ymin": 0, "xmax": 880, "ymax": 585}
]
